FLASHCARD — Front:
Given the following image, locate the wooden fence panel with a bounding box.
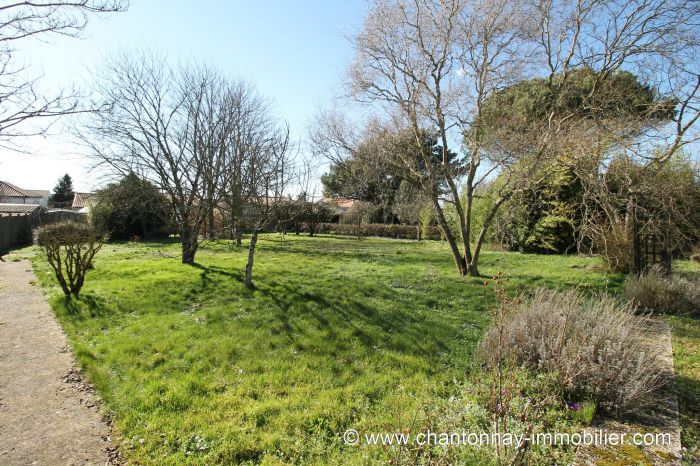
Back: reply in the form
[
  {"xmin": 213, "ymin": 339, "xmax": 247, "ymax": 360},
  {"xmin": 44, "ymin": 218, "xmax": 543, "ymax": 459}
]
[
  {"xmin": 0, "ymin": 211, "xmax": 87, "ymax": 252},
  {"xmin": 0, "ymin": 215, "xmax": 32, "ymax": 252}
]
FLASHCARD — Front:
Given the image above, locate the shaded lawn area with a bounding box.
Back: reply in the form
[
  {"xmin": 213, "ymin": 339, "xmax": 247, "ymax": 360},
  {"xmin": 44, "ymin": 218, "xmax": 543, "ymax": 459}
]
[
  {"xmin": 671, "ymin": 316, "xmax": 700, "ymax": 465},
  {"xmin": 27, "ymin": 234, "xmax": 622, "ymax": 464}
]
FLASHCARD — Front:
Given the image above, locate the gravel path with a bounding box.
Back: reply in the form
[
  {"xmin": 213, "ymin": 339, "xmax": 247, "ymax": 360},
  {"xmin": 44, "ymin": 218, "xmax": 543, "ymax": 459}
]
[{"xmin": 0, "ymin": 259, "xmax": 115, "ymax": 465}]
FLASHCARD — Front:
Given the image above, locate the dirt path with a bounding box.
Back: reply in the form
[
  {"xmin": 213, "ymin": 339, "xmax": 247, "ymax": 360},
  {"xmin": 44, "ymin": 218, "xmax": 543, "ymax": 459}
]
[{"xmin": 0, "ymin": 259, "xmax": 115, "ymax": 465}]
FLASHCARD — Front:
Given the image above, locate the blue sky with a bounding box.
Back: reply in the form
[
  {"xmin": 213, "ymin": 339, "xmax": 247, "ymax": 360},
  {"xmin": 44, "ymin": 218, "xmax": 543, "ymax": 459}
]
[{"xmin": 0, "ymin": 1, "xmax": 367, "ymax": 191}]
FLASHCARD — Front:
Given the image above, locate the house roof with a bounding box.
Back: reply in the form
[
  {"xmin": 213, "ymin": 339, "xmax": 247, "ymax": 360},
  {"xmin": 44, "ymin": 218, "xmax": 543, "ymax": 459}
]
[
  {"xmin": 335, "ymin": 199, "xmax": 355, "ymax": 209},
  {"xmin": 71, "ymin": 192, "xmax": 94, "ymax": 209},
  {"xmin": 321, "ymin": 198, "xmax": 355, "ymax": 209},
  {"xmin": 26, "ymin": 189, "xmax": 49, "ymax": 198},
  {"xmin": 0, "ymin": 181, "xmax": 47, "ymax": 199},
  {"xmin": 0, "ymin": 203, "xmax": 42, "ymax": 214},
  {"xmin": 0, "ymin": 180, "xmax": 32, "ymax": 198}
]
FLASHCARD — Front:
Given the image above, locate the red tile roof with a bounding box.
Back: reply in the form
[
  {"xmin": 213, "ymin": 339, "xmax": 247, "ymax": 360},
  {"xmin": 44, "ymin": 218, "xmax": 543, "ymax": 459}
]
[{"xmin": 0, "ymin": 181, "xmax": 31, "ymax": 198}]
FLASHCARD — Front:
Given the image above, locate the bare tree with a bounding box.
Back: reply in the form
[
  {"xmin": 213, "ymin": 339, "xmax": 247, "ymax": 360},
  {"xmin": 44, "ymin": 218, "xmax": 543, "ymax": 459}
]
[
  {"xmin": 240, "ymin": 124, "xmax": 292, "ymax": 288},
  {"xmin": 79, "ymin": 52, "xmax": 233, "ymax": 264},
  {"xmin": 0, "ymin": 1, "xmax": 127, "ymax": 147},
  {"xmin": 338, "ymin": 0, "xmax": 533, "ymax": 276},
  {"xmin": 217, "ymin": 83, "xmax": 279, "ymax": 246},
  {"xmin": 335, "ymin": 0, "xmax": 699, "ymax": 276}
]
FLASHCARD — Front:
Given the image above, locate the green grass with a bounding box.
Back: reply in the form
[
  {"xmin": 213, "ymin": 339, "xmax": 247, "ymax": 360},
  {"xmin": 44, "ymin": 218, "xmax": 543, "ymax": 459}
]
[
  {"xmin": 669, "ymin": 258, "xmax": 700, "ymax": 465},
  {"xmin": 670, "ymin": 315, "xmax": 700, "ymax": 465},
  {"xmin": 26, "ymin": 234, "xmax": 624, "ymax": 464}
]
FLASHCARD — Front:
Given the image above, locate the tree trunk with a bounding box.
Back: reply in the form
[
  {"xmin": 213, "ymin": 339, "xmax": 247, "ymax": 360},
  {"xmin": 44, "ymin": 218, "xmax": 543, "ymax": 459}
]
[
  {"xmin": 140, "ymin": 217, "xmax": 149, "ymax": 240},
  {"xmin": 468, "ymin": 195, "xmax": 510, "ymax": 277},
  {"xmin": 431, "ymin": 195, "xmax": 467, "ymax": 275},
  {"xmin": 180, "ymin": 225, "xmax": 198, "ymax": 264},
  {"xmin": 244, "ymin": 230, "xmax": 259, "ymax": 289},
  {"xmin": 207, "ymin": 209, "xmax": 215, "ymax": 240},
  {"xmin": 235, "ymin": 224, "xmax": 242, "ymax": 247}
]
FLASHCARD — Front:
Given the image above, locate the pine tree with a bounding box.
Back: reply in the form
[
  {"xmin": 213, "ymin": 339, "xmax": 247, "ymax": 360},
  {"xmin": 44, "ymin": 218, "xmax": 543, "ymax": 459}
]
[{"xmin": 48, "ymin": 173, "xmax": 75, "ymax": 208}]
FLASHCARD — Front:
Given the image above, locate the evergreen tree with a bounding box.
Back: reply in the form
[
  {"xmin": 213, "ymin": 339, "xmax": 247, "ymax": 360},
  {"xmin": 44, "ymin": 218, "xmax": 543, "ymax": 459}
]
[
  {"xmin": 48, "ymin": 173, "xmax": 75, "ymax": 208},
  {"xmin": 476, "ymin": 70, "xmax": 675, "ymax": 253}
]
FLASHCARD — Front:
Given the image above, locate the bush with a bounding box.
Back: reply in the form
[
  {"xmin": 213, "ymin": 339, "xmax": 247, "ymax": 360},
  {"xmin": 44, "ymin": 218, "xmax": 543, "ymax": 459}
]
[
  {"xmin": 595, "ymin": 221, "xmax": 633, "ymax": 273},
  {"xmin": 91, "ymin": 173, "xmax": 171, "ymax": 240},
  {"xmin": 36, "ymin": 221, "xmax": 106, "ymax": 298},
  {"xmin": 625, "ymin": 266, "xmax": 700, "ymax": 316},
  {"xmin": 315, "ymin": 222, "xmax": 442, "ymax": 240},
  {"xmin": 479, "ymin": 288, "xmax": 663, "ymax": 413}
]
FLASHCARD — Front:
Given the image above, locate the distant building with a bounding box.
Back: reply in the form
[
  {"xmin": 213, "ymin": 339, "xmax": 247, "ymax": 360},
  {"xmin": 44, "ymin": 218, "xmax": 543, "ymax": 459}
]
[
  {"xmin": 0, "ymin": 181, "xmax": 49, "ymax": 207},
  {"xmin": 71, "ymin": 193, "xmax": 95, "ymax": 213},
  {"xmin": 320, "ymin": 198, "xmax": 355, "ymax": 216}
]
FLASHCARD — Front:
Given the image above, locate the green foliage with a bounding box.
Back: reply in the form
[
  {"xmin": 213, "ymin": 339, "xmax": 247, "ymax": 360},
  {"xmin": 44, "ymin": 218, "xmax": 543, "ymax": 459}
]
[
  {"xmin": 418, "ymin": 204, "xmax": 433, "ymax": 241},
  {"xmin": 321, "ymin": 128, "xmax": 455, "ymax": 223},
  {"xmin": 293, "ymin": 197, "xmax": 333, "ymax": 236},
  {"xmin": 316, "ymin": 222, "xmax": 442, "ymax": 240},
  {"xmin": 500, "ymin": 161, "xmax": 581, "ymax": 253},
  {"xmin": 91, "ymin": 173, "xmax": 171, "ymax": 240},
  {"xmin": 607, "ymin": 152, "xmax": 700, "ymax": 254},
  {"xmin": 475, "ymin": 69, "xmax": 680, "ymax": 255},
  {"xmin": 48, "ymin": 173, "xmax": 75, "ymax": 208},
  {"xmin": 27, "ymin": 235, "xmax": 622, "ymax": 464},
  {"xmin": 477, "ymin": 69, "xmax": 675, "ymax": 147}
]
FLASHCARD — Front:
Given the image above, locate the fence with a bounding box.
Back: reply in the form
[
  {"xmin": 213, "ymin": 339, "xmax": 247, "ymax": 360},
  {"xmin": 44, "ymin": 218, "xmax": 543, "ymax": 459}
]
[
  {"xmin": 0, "ymin": 210, "xmax": 87, "ymax": 253},
  {"xmin": 0, "ymin": 215, "xmax": 32, "ymax": 252},
  {"xmin": 36, "ymin": 210, "xmax": 87, "ymax": 226},
  {"xmin": 631, "ymin": 206, "xmax": 672, "ymax": 274}
]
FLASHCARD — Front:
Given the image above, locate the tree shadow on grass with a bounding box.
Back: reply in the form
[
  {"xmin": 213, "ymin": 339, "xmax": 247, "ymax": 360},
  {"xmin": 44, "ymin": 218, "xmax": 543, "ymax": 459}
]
[
  {"xmin": 255, "ymin": 278, "xmax": 455, "ymax": 364},
  {"xmin": 60, "ymin": 293, "xmax": 116, "ymax": 319},
  {"xmin": 188, "ymin": 262, "xmax": 245, "ymax": 295}
]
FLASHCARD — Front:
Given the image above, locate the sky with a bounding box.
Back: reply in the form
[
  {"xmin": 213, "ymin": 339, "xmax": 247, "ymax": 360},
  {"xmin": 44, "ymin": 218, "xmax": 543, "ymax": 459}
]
[{"xmin": 0, "ymin": 1, "xmax": 368, "ymax": 192}]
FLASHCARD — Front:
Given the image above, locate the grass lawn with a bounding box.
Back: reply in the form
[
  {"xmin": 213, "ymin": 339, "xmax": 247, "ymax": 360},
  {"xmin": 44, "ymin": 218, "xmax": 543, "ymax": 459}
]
[
  {"xmin": 25, "ymin": 234, "xmax": 625, "ymax": 464},
  {"xmin": 670, "ymin": 316, "xmax": 700, "ymax": 465},
  {"xmin": 670, "ymin": 260, "xmax": 700, "ymax": 465}
]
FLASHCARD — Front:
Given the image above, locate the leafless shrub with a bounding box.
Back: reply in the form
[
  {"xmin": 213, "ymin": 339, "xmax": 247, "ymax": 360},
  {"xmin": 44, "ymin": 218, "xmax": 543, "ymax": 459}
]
[
  {"xmin": 36, "ymin": 221, "xmax": 106, "ymax": 299},
  {"xmin": 479, "ymin": 288, "xmax": 664, "ymax": 413},
  {"xmin": 625, "ymin": 266, "xmax": 700, "ymax": 316}
]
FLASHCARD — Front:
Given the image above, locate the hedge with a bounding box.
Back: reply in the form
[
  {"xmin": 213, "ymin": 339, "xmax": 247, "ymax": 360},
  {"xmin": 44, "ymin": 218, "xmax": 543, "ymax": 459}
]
[{"xmin": 313, "ymin": 222, "xmax": 442, "ymax": 240}]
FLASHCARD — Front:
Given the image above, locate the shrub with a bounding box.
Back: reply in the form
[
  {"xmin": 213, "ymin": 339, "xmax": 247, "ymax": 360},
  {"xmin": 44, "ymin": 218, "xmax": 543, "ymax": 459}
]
[
  {"xmin": 625, "ymin": 266, "xmax": 700, "ymax": 316},
  {"xmin": 479, "ymin": 288, "xmax": 664, "ymax": 413},
  {"xmin": 90, "ymin": 173, "xmax": 171, "ymax": 240},
  {"xmin": 314, "ymin": 222, "xmax": 442, "ymax": 240},
  {"xmin": 36, "ymin": 221, "xmax": 106, "ymax": 298},
  {"xmin": 690, "ymin": 243, "xmax": 700, "ymax": 263},
  {"xmin": 595, "ymin": 221, "xmax": 633, "ymax": 273}
]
